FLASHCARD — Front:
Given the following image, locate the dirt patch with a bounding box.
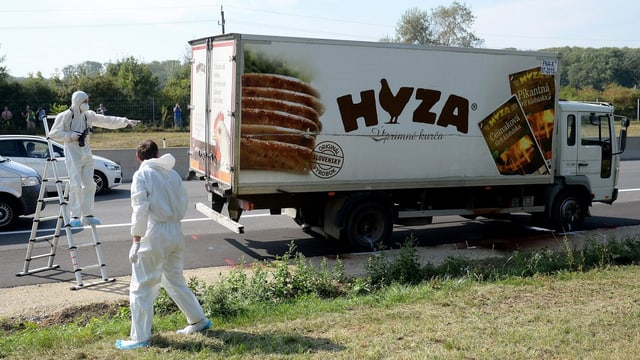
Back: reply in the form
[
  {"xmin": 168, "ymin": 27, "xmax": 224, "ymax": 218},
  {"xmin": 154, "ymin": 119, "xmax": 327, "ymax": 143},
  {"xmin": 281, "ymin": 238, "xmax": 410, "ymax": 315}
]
[{"xmin": 38, "ymin": 300, "xmax": 128, "ymax": 327}]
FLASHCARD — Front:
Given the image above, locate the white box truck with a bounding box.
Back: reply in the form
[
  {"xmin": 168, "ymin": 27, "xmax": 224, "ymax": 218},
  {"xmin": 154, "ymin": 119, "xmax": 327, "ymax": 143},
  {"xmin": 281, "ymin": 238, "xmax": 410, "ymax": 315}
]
[{"xmin": 188, "ymin": 33, "xmax": 628, "ymax": 250}]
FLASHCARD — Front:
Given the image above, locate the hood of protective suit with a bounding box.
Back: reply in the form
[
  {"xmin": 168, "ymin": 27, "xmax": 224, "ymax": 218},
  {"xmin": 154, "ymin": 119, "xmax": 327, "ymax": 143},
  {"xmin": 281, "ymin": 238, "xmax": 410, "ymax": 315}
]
[
  {"xmin": 71, "ymin": 91, "xmax": 89, "ymax": 107},
  {"xmin": 141, "ymin": 153, "xmax": 175, "ymax": 171}
]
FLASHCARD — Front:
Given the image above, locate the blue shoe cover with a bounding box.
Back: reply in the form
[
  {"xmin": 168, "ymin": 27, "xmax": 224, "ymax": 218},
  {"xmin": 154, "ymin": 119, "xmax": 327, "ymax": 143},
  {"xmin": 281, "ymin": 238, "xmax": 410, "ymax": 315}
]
[
  {"xmin": 115, "ymin": 339, "xmax": 150, "ymax": 350},
  {"xmin": 83, "ymin": 216, "xmax": 101, "ymax": 225},
  {"xmin": 69, "ymin": 218, "xmax": 82, "ymax": 228}
]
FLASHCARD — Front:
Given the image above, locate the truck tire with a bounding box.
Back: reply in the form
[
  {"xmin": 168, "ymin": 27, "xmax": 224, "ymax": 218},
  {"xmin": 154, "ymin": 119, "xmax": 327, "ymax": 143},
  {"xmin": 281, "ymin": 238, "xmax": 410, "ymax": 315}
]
[
  {"xmin": 0, "ymin": 196, "xmax": 18, "ymax": 229},
  {"xmin": 345, "ymin": 201, "xmax": 392, "ymax": 251},
  {"xmin": 551, "ymin": 190, "xmax": 586, "ymax": 232}
]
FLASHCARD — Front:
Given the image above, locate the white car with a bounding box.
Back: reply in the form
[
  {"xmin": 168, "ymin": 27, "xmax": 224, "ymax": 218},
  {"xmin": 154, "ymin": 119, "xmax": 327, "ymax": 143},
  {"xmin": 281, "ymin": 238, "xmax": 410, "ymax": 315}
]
[{"xmin": 0, "ymin": 135, "xmax": 122, "ymax": 194}]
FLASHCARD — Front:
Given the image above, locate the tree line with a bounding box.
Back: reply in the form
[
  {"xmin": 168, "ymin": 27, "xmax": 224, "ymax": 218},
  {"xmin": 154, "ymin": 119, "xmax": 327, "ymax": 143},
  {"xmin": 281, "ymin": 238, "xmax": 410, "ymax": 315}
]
[{"xmin": 0, "ymin": 57, "xmax": 190, "ymax": 131}]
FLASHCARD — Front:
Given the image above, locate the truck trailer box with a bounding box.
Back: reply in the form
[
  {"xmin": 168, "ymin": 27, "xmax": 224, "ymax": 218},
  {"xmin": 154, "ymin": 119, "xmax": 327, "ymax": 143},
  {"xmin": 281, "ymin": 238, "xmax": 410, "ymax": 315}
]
[
  {"xmin": 190, "ymin": 33, "xmax": 559, "ymax": 192},
  {"xmin": 189, "ymin": 33, "xmax": 626, "ymax": 249}
]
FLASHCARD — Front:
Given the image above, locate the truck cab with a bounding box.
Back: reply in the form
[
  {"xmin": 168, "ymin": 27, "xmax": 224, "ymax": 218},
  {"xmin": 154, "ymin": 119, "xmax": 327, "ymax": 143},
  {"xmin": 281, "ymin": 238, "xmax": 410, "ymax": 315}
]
[{"xmin": 552, "ymin": 101, "xmax": 628, "ymax": 230}]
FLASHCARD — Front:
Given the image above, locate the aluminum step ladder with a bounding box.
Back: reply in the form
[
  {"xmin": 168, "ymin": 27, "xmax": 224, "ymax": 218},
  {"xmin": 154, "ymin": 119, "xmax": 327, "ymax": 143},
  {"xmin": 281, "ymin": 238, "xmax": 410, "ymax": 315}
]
[{"xmin": 16, "ymin": 116, "xmax": 115, "ymax": 290}]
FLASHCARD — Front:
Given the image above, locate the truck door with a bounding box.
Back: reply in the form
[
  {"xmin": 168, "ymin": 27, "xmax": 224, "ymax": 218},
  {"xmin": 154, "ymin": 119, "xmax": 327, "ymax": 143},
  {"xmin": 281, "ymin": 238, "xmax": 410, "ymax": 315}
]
[
  {"xmin": 576, "ymin": 112, "xmax": 615, "ymax": 201},
  {"xmin": 558, "ymin": 113, "xmax": 579, "ymax": 176},
  {"xmin": 189, "ymin": 37, "xmax": 237, "ymax": 188}
]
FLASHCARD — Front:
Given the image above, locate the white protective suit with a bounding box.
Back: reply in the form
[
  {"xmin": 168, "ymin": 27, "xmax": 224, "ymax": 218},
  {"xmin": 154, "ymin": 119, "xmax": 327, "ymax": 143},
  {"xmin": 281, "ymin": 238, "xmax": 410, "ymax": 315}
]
[
  {"xmin": 128, "ymin": 153, "xmax": 206, "ymax": 342},
  {"xmin": 49, "ymin": 90, "xmax": 134, "ymax": 220}
]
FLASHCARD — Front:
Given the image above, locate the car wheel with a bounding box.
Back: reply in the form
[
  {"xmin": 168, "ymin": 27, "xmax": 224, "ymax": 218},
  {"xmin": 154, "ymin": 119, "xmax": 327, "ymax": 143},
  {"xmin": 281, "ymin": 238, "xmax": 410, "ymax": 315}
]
[
  {"xmin": 93, "ymin": 171, "xmax": 108, "ymax": 195},
  {"xmin": 0, "ymin": 196, "xmax": 18, "ymax": 229}
]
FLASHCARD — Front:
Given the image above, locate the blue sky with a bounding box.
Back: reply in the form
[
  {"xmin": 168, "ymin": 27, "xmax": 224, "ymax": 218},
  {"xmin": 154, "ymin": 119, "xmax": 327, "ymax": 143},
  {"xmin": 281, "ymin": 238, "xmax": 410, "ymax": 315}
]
[{"xmin": 2, "ymin": 0, "xmax": 638, "ymax": 77}]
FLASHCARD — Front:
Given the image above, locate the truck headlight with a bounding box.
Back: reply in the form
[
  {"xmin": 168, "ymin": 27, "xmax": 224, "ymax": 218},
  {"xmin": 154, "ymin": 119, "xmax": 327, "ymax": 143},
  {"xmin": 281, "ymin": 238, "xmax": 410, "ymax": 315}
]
[{"xmin": 22, "ymin": 176, "xmax": 41, "ymax": 187}]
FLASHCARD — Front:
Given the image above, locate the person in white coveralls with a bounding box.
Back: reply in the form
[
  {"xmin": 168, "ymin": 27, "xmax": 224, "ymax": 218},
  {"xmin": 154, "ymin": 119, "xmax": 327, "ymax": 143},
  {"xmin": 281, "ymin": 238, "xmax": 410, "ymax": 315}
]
[
  {"xmin": 49, "ymin": 90, "xmax": 139, "ymax": 227},
  {"xmin": 115, "ymin": 140, "xmax": 210, "ymax": 350}
]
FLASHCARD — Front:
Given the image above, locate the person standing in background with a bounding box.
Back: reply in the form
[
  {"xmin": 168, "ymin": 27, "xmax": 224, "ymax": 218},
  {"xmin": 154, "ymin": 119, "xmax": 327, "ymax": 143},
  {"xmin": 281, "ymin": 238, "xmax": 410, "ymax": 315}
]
[
  {"xmin": 36, "ymin": 106, "xmax": 46, "ymax": 124},
  {"xmin": 23, "ymin": 105, "xmax": 36, "ymax": 129},
  {"xmin": 1, "ymin": 106, "xmax": 12, "ymax": 129},
  {"xmin": 173, "ymin": 103, "xmax": 183, "ymax": 131}
]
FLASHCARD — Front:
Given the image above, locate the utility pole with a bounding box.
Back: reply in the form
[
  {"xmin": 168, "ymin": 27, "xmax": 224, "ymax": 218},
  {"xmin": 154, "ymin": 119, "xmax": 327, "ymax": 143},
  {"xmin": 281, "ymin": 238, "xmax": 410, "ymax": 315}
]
[{"xmin": 219, "ymin": 5, "xmax": 226, "ymax": 34}]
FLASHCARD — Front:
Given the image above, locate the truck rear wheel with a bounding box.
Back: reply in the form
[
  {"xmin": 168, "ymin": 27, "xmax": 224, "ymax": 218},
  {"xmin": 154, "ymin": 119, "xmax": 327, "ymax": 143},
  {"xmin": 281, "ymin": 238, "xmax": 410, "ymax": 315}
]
[
  {"xmin": 345, "ymin": 201, "xmax": 392, "ymax": 251},
  {"xmin": 551, "ymin": 190, "xmax": 586, "ymax": 232}
]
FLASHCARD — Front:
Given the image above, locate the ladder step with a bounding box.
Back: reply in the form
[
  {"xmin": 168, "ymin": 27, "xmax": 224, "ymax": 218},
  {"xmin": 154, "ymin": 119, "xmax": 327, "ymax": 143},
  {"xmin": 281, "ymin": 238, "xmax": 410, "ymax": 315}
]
[
  {"xmin": 44, "ymin": 177, "xmax": 70, "ymax": 182},
  {"xmin": 26, "ymin": 253, "xmax": 56, "ymax": 261},
  {"xmin": 16, "ymin": 264, "xmax": 61, "ymax": 276},
  {"xmin": 42, "ymin": 196, "xmax": 66, "ymax": 203},
  {"xmin": 33, "ymin": 233, "xmax": 57, "ymax": 242},
  {"xmin": 80, "ymin": 264, "xmax": 106, "ymax": 271},
  {"xmin": 71, "ymin": 242, "xmax": 100, "ymax": 249},
  {"xmin": 34, "ymin": 215, "xmax": 61, "ymax": 222},
  {"xmin": 70, "ymin": 278, "xmax": 116, "ymax": 291}
]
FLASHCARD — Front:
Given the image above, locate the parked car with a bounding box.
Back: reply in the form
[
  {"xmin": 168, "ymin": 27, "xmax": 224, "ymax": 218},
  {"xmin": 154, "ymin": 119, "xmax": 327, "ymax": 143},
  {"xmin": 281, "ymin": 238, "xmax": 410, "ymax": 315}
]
[
  {"xmin": 0, "ymin": 154, "xmax": 42, "ymax": 229},
  {"xmin": 0, "ymin": 135, "xmax": 123, "ymax": 194}
]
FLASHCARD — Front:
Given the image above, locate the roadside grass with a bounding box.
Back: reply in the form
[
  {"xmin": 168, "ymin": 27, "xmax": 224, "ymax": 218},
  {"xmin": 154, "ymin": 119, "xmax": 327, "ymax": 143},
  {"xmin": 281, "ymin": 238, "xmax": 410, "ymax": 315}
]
[
  {"xmin": 89, "ymin": 127, "xmax": 190, "ymax": 149},
  {"xmin": 2, "ymin": 235, "xmax": 640, "ymax": 359}
]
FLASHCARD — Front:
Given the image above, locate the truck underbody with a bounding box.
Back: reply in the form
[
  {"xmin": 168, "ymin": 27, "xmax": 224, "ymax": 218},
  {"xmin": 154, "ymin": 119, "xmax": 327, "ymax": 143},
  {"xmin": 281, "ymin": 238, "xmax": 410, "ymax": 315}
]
[{"xmin": 205, "ymin": 178, "xmax": 595, "ymax": 250}]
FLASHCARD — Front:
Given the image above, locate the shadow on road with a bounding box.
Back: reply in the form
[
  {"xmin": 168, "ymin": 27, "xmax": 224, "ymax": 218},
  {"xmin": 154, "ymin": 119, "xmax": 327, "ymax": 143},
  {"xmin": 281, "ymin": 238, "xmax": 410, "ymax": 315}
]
[{"xmin": 224, "ymin": 214, "xmax": 640, "ymax": 263}]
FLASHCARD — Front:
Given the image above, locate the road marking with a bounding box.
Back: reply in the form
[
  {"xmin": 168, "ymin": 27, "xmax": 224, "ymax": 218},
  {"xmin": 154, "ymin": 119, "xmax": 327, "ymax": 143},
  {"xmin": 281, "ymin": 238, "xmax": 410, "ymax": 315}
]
[
  {"xmin": 619, "ymin": 188, "xmax": 640, "ymax": 192},
  {"xmin": 1, "ymin": 213, "xmax": 273, "ymax": 236}
]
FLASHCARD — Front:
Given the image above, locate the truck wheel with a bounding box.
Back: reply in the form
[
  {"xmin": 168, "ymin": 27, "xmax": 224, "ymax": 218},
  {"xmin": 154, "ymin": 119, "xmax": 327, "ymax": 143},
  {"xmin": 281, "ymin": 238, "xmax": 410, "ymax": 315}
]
[
  {"xmin": 345, "ymin": 201, "xmax": 392, "ymax": 251},
  {"xmin": 551, "ymin": 191, "xmax": 586, "ymax": 232},
  {"xmin": 0, "ymin": 196, "xmax": 18, "ymax": 229}
]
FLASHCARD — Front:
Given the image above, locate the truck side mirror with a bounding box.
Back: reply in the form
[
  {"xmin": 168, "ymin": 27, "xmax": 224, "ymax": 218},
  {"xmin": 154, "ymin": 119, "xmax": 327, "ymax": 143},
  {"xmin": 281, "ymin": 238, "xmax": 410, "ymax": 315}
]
[
  {"xmin": 621, "ymin": 117, "xmax": 630, "ymax": 128},
  {"xmin": 619, "ymin": 128, "xmax": 627, "ymax": 152},
  {"xmin": 589, "ymin": 114, "xmax": 600, "ymax": 125}
]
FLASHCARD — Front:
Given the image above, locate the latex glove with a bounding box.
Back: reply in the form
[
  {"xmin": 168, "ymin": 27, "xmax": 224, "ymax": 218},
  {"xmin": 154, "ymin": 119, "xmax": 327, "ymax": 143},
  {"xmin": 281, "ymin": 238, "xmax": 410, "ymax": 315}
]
[
  {"xmin": 129, "ymin": 242, "xmax": 141, "ymax": 263},
  {"xmin": 69, "ymin": 132, "xmax": 80, "ymax": 141},
  {"xmin": 126, "ymin": 119, "xmax": 141, "ymax": 127}
]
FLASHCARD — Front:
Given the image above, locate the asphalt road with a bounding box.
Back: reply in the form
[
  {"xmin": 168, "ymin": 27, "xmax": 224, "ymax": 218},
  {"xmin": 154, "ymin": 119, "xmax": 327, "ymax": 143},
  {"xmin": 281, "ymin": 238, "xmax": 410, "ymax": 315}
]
[{"xmin": 2, "ymin": 161, "xmax": 640, "ymax": 289}]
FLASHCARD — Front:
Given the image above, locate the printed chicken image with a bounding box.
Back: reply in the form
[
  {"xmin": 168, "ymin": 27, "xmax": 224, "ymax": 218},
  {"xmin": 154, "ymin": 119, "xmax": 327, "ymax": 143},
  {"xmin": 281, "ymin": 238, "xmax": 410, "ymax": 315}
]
[
  {"xmin": 379, "ymin": 78, "xmax": 413, "ymax": 124},
  {"xmin": 214, "ymin": 112, "xmax": 231, "ymax": 172},
  {"xmin": 240, "ymin": 73, "xmax": 324, "ymax": 173}
]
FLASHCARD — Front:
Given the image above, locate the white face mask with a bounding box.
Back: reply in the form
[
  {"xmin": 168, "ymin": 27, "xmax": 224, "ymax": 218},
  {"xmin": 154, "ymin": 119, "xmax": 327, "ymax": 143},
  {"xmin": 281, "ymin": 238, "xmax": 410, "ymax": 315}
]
[{"xmin": 80, "ymin": 103, "xmax": 90, "ymax": 112}]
